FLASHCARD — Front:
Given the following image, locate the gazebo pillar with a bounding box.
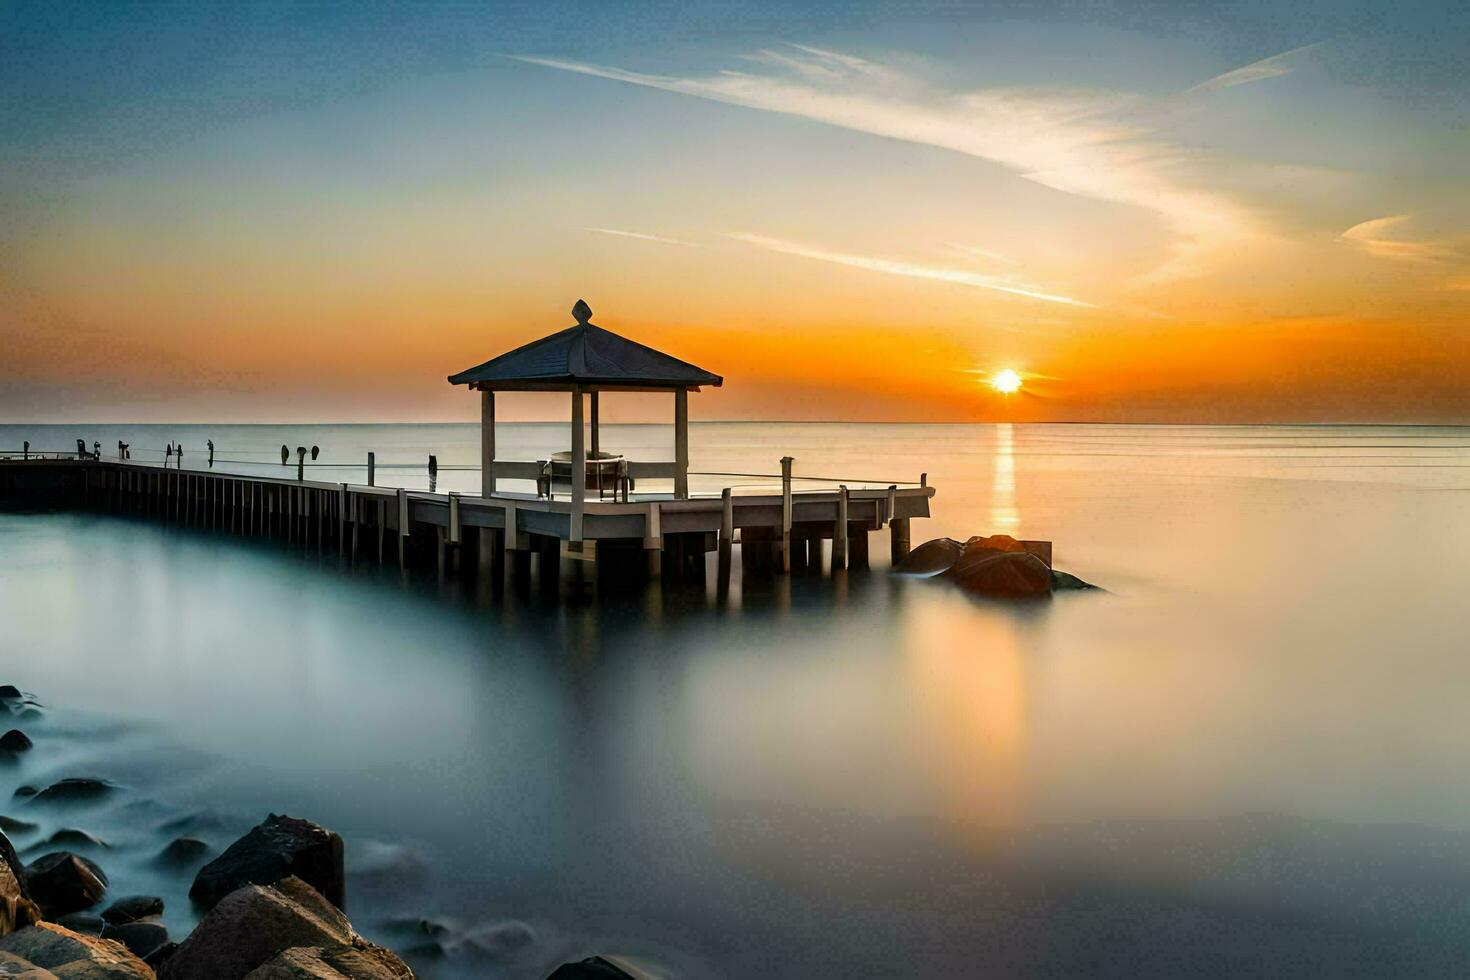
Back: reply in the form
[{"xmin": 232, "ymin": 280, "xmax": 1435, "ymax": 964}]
[
  {"xmin": 570, "ymin": 386, "xmax": 586, "ymax": 546},
  {"xmin": 590, "ymin": 391, "xmax": 600, "ymax": 457},
  {"xmin": 480, "ymin": 390, "xmax": 496, "ymax": 497},
  {"xmin": 674, "ymin": 388, "xmax": 689, "ymax": 499}
]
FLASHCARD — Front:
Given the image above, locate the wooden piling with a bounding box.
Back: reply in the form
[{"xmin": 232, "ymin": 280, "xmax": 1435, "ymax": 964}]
[
  {"xmin": 890, "ymin": 517, "xmax": 911, "ymax": 565},
  {"xmin": 780, "ymin": 456, "xmax": 794, "ymax": 573},
  {"xmin": 833, "ymin": 485, "xmax": 849, "ymax": 572},
  {"xmin": 717, "ymin": 488, "xmax": 733, "ymax": 594}
]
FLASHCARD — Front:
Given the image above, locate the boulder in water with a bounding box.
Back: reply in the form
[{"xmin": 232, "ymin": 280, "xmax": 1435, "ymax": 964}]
[
  {"xmin": 29, "ymin": 779, "xmax": 117, "ymax": 807},
  {"xmin": 41, "ymin": 829, "xmax": 108, "ymax": 851},
  {"xmin": 547, "ymin": 956, "xmax": 642, "ymax": 979},
  {"xmin": 0, "ymin": 922, "xmax": 151, "ymax": 979},
  {"xmin": 0, "ymin": 731, "xmax": 31, "ymax": 754},
  {"xmin": 23, "ymin": 852, "xmax": 108, "ymax": 918},
  {"xmin": 162, "ymin": 876, "xmax": 404, "ymax": 980},
  {"xmin": 1051, "ymin": 569, "xmax": 1098, "ymax": 591},
  {"xmin": 0, "ymin": 817, "xmax": 36, "ymax": 837},
  {"xmin": 102, "ymin": 896, "xmax": 164, "ymax": 926},
  {"xmin": 950, "ymin": 547, "xmax": 1054, "ymax": 599},
  {"xmin": 155, "ymin": 838, "xmax": 210, "ymax": 871},
  {"xmin": 100, "ymin": 919, "xmax": 169, "ymax": 961},
  {"xmin": 892, "ymin": 537, "xmax": 964, "ymax": 577},
  {"xmin": 189, "ymin": 815, "xmax": 343, "ymax": 912},
  {"xmin": 0, "ymin": 688, "xmax": 20, "ymax": 702}
]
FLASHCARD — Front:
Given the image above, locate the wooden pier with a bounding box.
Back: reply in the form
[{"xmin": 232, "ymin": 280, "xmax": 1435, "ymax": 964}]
[{"xmin": 0, "ymin": 454, "xmax": 933, "ymax": 592}]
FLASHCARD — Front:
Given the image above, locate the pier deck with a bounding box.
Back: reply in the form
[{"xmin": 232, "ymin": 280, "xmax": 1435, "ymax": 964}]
[{"xmin": 0, "ymin": 454, "xmax": 934, "ymax": 586}]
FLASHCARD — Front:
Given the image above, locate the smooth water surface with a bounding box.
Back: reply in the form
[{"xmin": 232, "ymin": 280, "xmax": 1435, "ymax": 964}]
[{"xmin": 2, "ymin": 423, "xmax": 1470, "ymax": 976}]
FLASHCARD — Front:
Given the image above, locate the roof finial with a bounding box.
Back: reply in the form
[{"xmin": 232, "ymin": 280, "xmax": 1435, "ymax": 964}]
[{"xmin": 572, "ymin": 299, "xmax": 592, "ymax": 325}]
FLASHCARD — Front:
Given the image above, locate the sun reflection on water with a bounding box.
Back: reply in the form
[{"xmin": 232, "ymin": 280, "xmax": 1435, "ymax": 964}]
[{"xmin": 990, "ymin": 422, "xmax": 1020, "ymax": 533}]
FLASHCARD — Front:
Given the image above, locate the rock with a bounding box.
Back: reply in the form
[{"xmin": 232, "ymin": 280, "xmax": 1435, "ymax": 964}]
[
  {"xmin": 0, "ymin": 922, "xmax": 152, "ymax": 979},
  {"xmin": 949, "ymin": 548, "xmax": 1054, "ymax": 599},
  {"xmin": 0, "ymin": 688, "xmax": 20, "ymax": 702},
  {"xmin": 12, "ymin": 790, "xmax": 36, "ymax": 801},
  {"xmin": 40, "ymin": 830, "xmax": 108, "ymax": 851},
  {"xmin": 241, "ymin": 943, "xmax": 414, "ymax": 979},
  {"xmin": 546, "ymin": 956, "xmax": 640, "ymax": 979},
  {"xmin": 161, "ymin": 877, "xmax": 390, "ymax": 980},
  {"xmin": 892, "ymin": 537, "xmax": 964, "ymax": 577},
  {"xmin": 188, "ymin": 816, "xmax": 343, "ymax": 912},
  {"xmin": 963, "ymin": 533, "xmax": 1027, "ymax": 554},
  {"xmin": 1051, "ymin": 569, "xmax": 1097, "ymax": 590},
  {"xmin": 0, "ymin": 732, "xmax": 32, "ymax": 754},
  {"xmin": 99, "ymin": 921, "xmax": 168, "ymax": 961},
  {"xmin": 154, "ymin": 814, "xmax": 222, "ymax": 839},
  {"xmin": 142, "ymin": 943, "xmax": 176, "ymax": 971},
  {"xmin": 102, "ymin": 898, "xmax": 164, "ymax": 926},
  {"xmin": 23, "ymin": 853, "xmax": 108, "ymax": 918},
  {"xmin": 0, "ymin": 948, "xmax": 56, "ymax": 978},
  {"xmin": 0, "ymin": 831, "xmax": 41, "ymax": 937},
  {"xmin": 28, "ymin": 780, "xmax": 117, "ymax": 807},
  {"xmin": 153, "ymin": 840, "xmax": 210, "ymax": 871},
  {"xmin": 0, "ymin": 818, "xmax": 37, "ymax": 837},
  {"xmin": 53, "ymin": 913, "xmax": 104, "ymax": 937}
]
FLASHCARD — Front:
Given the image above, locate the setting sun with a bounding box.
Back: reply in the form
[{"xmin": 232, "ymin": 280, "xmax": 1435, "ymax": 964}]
[{"xmin": 990, "ymin": 369, "xmax": 1023, "ymax": 394}]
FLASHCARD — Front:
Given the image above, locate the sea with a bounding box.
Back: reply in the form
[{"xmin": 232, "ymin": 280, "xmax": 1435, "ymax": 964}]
[{"xmin": 1, "ymin": 421, "xmax": 1469, "ymax": 977}]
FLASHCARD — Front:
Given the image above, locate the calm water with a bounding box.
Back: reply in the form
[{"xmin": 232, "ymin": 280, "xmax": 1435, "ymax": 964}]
[{"xmin": 3, "ymin": 422, "xmax": 1470, "ymax": 977}]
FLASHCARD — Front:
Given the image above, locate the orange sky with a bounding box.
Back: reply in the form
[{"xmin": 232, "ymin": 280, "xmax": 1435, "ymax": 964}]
[{"xmin": 3, "ymin": 10, "xmax": 1467, "ymax": 423}]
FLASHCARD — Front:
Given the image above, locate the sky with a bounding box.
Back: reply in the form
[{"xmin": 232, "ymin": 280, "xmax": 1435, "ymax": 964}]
[{"xmin": 2, "ymin": 0, "xmax": 1468, "ymax": 423}]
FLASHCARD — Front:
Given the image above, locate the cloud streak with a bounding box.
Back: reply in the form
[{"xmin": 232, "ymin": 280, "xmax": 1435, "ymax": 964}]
[
  {"xmin": 1180, "ymin": 42, "xmax": 1322, "ymax": 98},
  {"xmin": 584, "ymin": 227, "xmax": 706, "ymax": 248},
  {"xmin": 1339, "ymin": 215, "xmax": 1466, "ymax": 262},
  {"xmin": 514, "ymin": 43, "xmax": 1316, "ymax": 280},
  {"xmin": 731, "ymin": 233, "xmax": 1094, "ymax": 307}
]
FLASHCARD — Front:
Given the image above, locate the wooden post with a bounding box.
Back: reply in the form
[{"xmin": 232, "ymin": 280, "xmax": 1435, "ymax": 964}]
[
  {"xmin": 339, "ymin": 484, "xmax": 348, "ymax": 555},
  {"xmin": 717, "ymin": 488, "xmax": 733, "ymax": 594},
  {"xmin": 570, "ymin": 386, "xmax": 585, "ymax": 547},
  {"xmin": 396, "ymin": 488, "xmax": 409, "ymax": 568},
  {"xmin": 645, "ymin": 502, "xmax": 662, "ymax": 579},
  {"xmin": 480, "ymin": 389, "xmax": 495, "ymax": 496},
  {"xmin": 834, "ymin": 485, "xmax": 849, "ymax": 572},
  {"xmin": 890, "ymin": 517, "xmax": 911, "ymax": 565},
  {"xmin": 367, "ymin": 452, "xmax": 376, "ymax": 487},
  {"xmin": 296, "ymin": 451, "xmax": 304, "ymax": 481},
  {"xmin": 780, "ymin": 456, "xmax": 794, "ymax": 573},
  {"xmin": 674, "ymin": 388, "xmax": 689, "ymax": 499},
  {"xmin": 590, "ymin": 390, "xmax": 600, "ymax": 457}
]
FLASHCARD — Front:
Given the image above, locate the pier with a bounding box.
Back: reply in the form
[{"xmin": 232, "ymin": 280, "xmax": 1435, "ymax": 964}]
[
  {"xmin": 0, "ymin": 300, "xmax": 934, "ymax": 592},
  {"xmin": 0, "ymin": 453, "xmax": 932, "ymax": 591}
]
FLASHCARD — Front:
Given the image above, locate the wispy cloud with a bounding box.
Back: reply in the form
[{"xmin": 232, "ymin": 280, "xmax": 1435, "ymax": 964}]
[
  {"xmin": 513, "ymin": 43, "xmax": 1313, "ymax": 281},
  {"xmin": 731, "ymin": 233, "xmax": 1094, "ymax": 307},
  {"xmin": 584, "ymin": 227, "xmax": 706, "ymax": 248},
  {"xmin": 1339, "ymin": 215, "xmax": 1465, "ymax": 262},
  {"xmin": 1180, "ymin": 42, "xmax": 1323, "ymax": 98}
]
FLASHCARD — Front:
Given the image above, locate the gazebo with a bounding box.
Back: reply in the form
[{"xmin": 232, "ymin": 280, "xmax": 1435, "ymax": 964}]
[{"xmin": 448, "ymin": 299, "xmax": 722, "ymax": 543}]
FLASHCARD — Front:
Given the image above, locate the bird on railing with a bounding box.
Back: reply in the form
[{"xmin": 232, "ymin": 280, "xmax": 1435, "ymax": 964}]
[
  {"xmin": 208, "ymin": 439, "xmax": 215, "ymax": 467},
  {"xmin": 310, "ymin": 445, "xmax": 320, "ymax": 461},
  {"xmin": 280, "ymin": 445, "xmax": 289, "ymax": 465}
]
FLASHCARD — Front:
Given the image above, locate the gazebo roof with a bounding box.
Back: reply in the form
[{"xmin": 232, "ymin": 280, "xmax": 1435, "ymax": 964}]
[{"xmin": 448, "ymin": 300, "xmax": 723, "ymax": 392}]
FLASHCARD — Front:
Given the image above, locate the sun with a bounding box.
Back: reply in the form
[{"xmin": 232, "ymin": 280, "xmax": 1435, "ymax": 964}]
[{"xmin": 989, "ymin": 369, "xmax": 1023, "ymax": 394}]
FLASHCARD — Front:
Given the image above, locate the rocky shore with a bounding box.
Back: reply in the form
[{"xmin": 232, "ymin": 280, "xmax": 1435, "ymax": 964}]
[{"xmin": 0, "ymin": 686, "xmax": 645, "ymax": 980}]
